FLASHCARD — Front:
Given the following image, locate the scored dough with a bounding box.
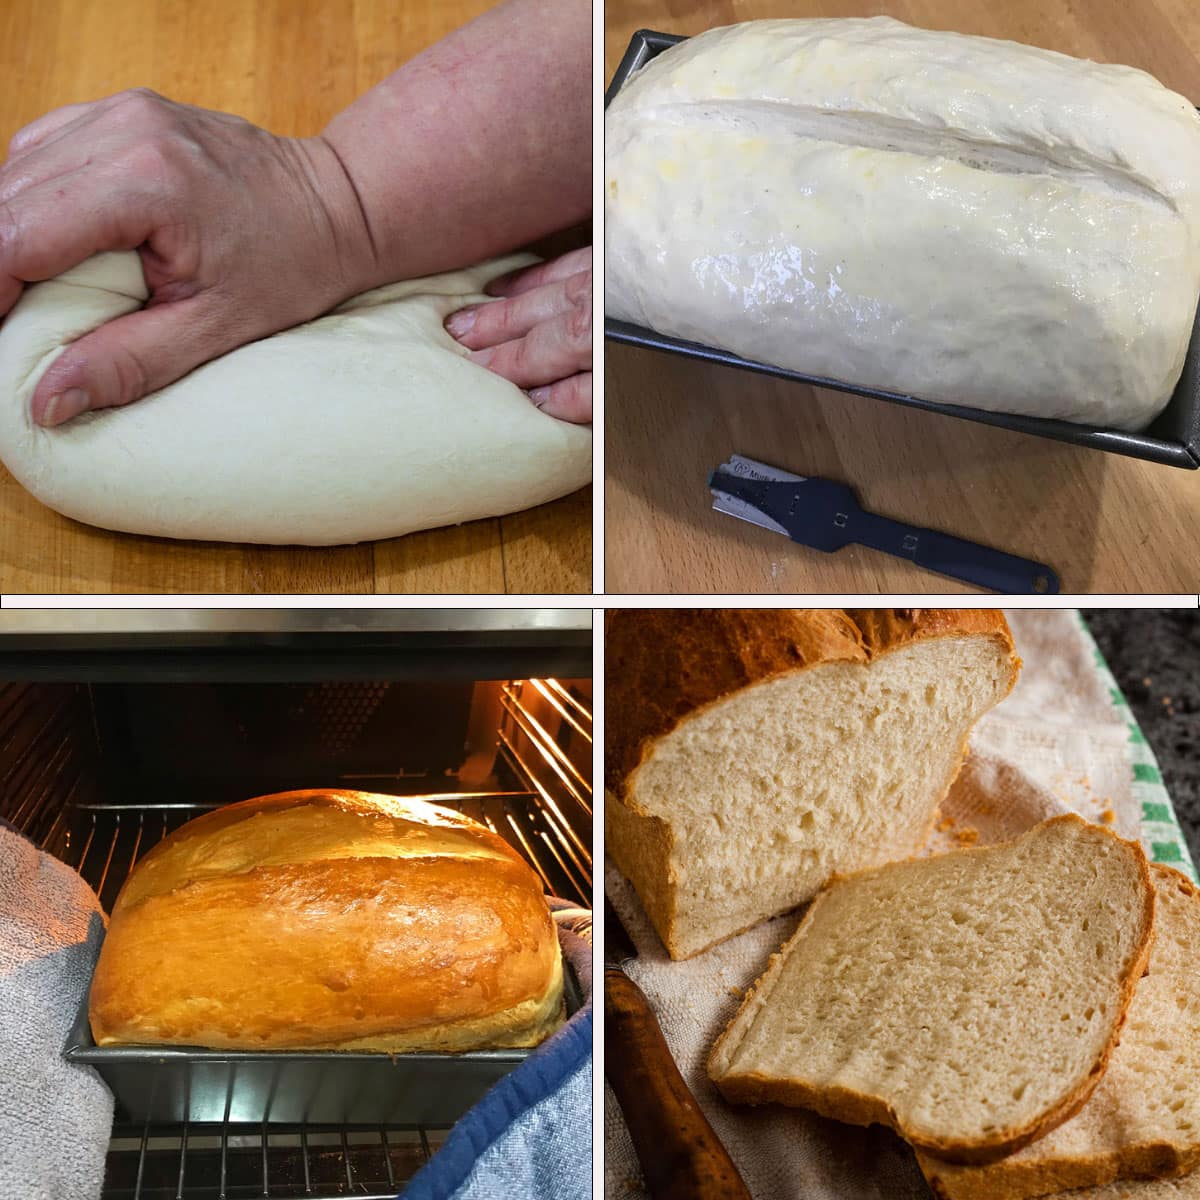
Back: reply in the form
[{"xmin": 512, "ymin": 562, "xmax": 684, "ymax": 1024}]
[
  {"xmin": 0, "ymin": 252, "xmax": 591, "ymax": 545},
  {"xmin": 605, "ymin": 18, "xmax": 1200, "ymax": 430}
]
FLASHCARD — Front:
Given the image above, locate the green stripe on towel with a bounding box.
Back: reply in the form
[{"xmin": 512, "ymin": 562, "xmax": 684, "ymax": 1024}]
[{"xmin": 1076, "ymin": 613, "xmax": 1197, "ymax": 883}]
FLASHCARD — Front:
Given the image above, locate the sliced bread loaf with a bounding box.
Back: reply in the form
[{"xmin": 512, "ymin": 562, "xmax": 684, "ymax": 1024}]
[
  {"xmin": 707, "ymin": 815, "xmax": 1155, "ymax": 1163},
  {"xmin": 919, "ymin": 864, "xmax": 1200, "ymax": 1199},
  {"xmin": 605, "ymin": 609, "xmax": 1019, "ymax": 959}
]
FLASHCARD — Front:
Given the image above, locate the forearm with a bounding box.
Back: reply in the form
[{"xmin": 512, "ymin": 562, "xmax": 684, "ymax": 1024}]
[{"xmin": 321, "ymin": 0, "xmax": 590, "ymax": 288}]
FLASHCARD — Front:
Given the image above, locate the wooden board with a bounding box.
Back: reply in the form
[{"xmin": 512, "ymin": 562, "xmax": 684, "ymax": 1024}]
[
  {"xmin": 604, "ymin": 0, "xmax": 1200, "ymax": 595},
  {"xmin": 0, "ymin": 0, "xmax": 591, "ymax": 595}
]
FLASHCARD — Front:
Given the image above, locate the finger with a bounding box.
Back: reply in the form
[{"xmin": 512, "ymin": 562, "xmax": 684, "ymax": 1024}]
[
  {"xmin": 6, "ymin": 102, "xmax": 95, "ymax": 157},
  {"xmin": 32, "ymin": 293, "xmax": 235, "ymax": 425},
  {"xmin": 468, "ymin": 298, "xmax": 591, "ymax": 389},
  {"xmin": 485, "ymin": 246, "xmax": 592, "ymax": 297},
  {"xmin": 0, "ymin": 154, "xmax": 87, "ymax": 206},
  {"xmin": 529, "ymin": 372, "xmax": 592, "ymax": 425},
  {"xmin": 447, "ymin": 268, "xmax": 588, "ymax": 350},
  {"xmin": 0, "ymin": 170, "xmax": 158, "ymax": 316}
]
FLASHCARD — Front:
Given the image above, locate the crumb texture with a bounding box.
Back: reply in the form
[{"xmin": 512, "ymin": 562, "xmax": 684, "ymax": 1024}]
[
  {"xmin": 920, "ymin": 864, "xmax": 1200, "ymax": 1199},
  {"xmin": 606, "ymin": 609, "xmax": 1017, "ymax": 958},
  {"xmin": 709, "ymin": 816, "xmax": 1155, "ymax": 1160}
]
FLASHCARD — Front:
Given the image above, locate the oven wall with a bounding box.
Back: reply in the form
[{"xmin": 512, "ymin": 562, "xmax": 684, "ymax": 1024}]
[{"xmin": 0, "ymin": 681, "xmax": 99, "ymax": 856}]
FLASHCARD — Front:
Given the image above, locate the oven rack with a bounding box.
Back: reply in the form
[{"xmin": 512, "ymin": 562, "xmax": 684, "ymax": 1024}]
[{"xmin": 103, "ymin": 1119, "xmax": 447, "ymax": 1200}]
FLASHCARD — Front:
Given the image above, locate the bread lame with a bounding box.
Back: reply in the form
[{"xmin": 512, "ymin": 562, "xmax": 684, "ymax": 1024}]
[{"xmin": 710, "ymin": 454, "xmax": 1059, "ymax": 594}]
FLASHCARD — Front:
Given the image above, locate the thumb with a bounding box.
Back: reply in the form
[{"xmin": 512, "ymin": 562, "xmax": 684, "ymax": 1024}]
[{"xmin": 32, "ymin": 295, "xmax": 233, "ymax": 427}]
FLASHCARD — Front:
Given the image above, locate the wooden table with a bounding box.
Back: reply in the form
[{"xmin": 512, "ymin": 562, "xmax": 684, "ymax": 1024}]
[
  {"xmin": 605, "ymin": 0, "xmax": 1200, "ymax": 595},
  {"xmin": 0, "ymin": 0, "xmax": 590, "ymax": 595}
]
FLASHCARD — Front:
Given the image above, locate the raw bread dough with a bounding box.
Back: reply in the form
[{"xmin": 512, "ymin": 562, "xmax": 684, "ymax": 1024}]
[
  {"xmin": 605, "ymin": 17, "xmax": 1200, "ymax": 431},
  {"xmin": 0, "ymin": 252, "xmax": 591, "ymax": 545}
]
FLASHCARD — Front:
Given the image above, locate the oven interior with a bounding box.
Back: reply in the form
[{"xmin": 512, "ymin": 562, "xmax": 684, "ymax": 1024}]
[{"xmin": 1, "ymin": 672, "xmax": 592, "ymax": 1199}]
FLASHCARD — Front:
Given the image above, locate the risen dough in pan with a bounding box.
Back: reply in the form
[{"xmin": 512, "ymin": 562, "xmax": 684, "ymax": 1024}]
[
  {"xmin": 605, "ymin": 17, "xmax": 1200, "ymax": 430},
  {"xmin": 0, "ymin": 252, "xmax": 591, "ymax": 545}
]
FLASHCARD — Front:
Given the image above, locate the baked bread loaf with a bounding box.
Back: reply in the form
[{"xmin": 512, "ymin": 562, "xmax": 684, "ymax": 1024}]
[
  {"xmin": 605, "ymin": 18, "xmax": 1200, "ymax": 430},
  {"xmin": 606, "ymin": 608, "xmax": 1018, "ymax": 959},
  {"xmin": 919, "ymin": 863, "xmax": 1200, "ymax": 1199},
  {"xmin": 89, "ymin": 790, "xmax": 564, "ymax": 1052},
  {"xmin": 707, "ymin": 815, "xmax": 1156, "ymax": 1164}
]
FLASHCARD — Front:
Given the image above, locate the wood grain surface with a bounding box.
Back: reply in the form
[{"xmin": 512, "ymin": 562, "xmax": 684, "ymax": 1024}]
[
  {"xmin": 604, "ymin": 0, "xmax": 1200, "ymax": 595},
  {"xmin": 0, "ymin": 0, "xmax": 591, "ymax": 596}
]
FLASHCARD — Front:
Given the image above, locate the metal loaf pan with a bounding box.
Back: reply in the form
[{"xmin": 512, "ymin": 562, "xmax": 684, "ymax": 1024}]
[
  {"xmin": 64, "ymin": 961, "xmax": 584, "ymax": 1127},
  {"xmin": 605, "ymin": 29, "xmax": 1200, "ymax": 469}
]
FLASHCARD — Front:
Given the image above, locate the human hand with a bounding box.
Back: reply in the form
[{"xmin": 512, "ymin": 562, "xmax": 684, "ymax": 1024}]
[
  {"xmin": 445, "ymin": 247, "xmax": 591, "ymax": 424},
  {"xmin": 0, "ymin": 90, "xmax": 377, "ymax": 425}
]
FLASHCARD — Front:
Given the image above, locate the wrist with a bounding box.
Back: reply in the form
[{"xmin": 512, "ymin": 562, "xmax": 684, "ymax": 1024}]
[{"xmin": 295, "ymin": 133, "xmax": 384, "ymax": 301}]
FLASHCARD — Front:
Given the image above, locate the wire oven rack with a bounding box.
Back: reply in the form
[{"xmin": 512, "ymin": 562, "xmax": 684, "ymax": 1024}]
[
  {"xmin": 53, "ymin": 803, "xmax": 461, "ymax": 1199},
  {"xmin": 102, "ymin": 1121, "xmax": 445, "ymax": 1200}
]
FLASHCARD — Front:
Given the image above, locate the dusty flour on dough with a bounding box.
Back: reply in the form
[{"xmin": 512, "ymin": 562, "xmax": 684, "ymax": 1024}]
[{"xmin": 0, "ymin": 252, "xmax": 591, "ymax": 545}]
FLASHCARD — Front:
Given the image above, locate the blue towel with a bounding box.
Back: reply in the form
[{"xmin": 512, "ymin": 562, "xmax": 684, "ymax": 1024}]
[{"xmin": 403, "ymin": 903, "xmax": 592, "ymax": 1200}]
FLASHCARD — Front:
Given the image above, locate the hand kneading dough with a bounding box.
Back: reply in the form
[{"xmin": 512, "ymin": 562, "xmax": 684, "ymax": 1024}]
[
  {"xmin": 605, "ymin": 17, "xmax": 1200, "ymax": 430},
  {"xmin": 0, "ymin": 252, "xmax": 591, "ymax": 545}
]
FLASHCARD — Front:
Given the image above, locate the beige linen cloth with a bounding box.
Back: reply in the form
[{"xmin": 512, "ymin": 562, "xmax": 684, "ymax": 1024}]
[{"xmin": 604, "ymin": 610, "xmax": 1146, "ymax": 1200}]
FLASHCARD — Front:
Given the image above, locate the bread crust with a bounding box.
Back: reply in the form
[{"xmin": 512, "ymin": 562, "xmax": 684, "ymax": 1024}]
[
  {"xmin": 708, "ymin": 815, "xmax": 1156, "ymax": 1164},
  {"xmin": 605, "ymin": 609, "xmax": 1019, "ymax": 958},
  {"xmin": 89, "ymin": 789, "xmax": 564, "ymax": 1052},
  {"xmin": 606, "ymin": 609, "xmax": 1017, "ymax": 799},
  {"xmin": 919, "ymin": 865, "xmax": 1200, "ymax": 1199}
]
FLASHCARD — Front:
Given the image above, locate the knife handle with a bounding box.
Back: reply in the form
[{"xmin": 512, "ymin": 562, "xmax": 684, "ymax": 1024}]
[
  {"xmin": 605, "ymin": 968, "xmax": 752, "ymax": 1200},
  {"xmin": 852, "ymin": 512, "xmax": 1059, "ymax": 594}
]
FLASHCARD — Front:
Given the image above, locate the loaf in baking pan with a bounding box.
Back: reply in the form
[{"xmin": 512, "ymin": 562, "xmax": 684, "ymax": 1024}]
[
  {"xmin": 605, "ymin": 18, "xmax": 1200, "ymax": 430},
  {"xmin": 919, "ymin": 863, "xmax": 1200, "ymax": 1199},
  {"xmin": 605, "ymin": 608, "xmax": 1018, "ymax": 959},
  {"xmin": 707, "ymin": 815, "xmax": 1156, "ymax": 1164},
  {"xmin": 89, "ymin": 790, "xmax": 564, "ymax": 1051}
]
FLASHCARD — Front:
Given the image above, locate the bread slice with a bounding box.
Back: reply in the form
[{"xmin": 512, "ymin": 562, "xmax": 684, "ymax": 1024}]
[
  {"xmin": 1050, "ymin": 1172, "xmax": 1200, "ymax": 1199},
  {"xmin": 707, "ymin": 815, "xmax": 1155, "ymax": 1163},
  {"xmin": 606, "ymin": 609, "xmax": 1019, "ymax": 959},
  {"xmin": 919, "ymin": 864, "xmax": 1200, "ymax": 1199}
]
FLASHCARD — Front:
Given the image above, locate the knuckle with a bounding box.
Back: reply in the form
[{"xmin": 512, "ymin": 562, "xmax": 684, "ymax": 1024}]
[
  {"xmin": 120, "ymin": 86, "xmax": 165, "ymax": 108},
  {"xmin": 506, "ymin": 336, "xmax": 533, "ymax": 377},
  {"xmin": 566, "ymin": 299, "xmax": 592, "ymax": 348},
  {"xmin": 111, "ymin": 88, "xmax": 171, "ymax": 131},
  {"xmin": 563, "ymin": 267, "xmax": 591, "ymax": 306},
  {"xmin": 0, "ymin": 199, "xmax": 17, "ymax": 258},
  {"xmin": 478, "ymin": 299, "xmax": 513, "ymax": 343},
  {"xmin": 105, "ymin": 345, "xmax": 152, "ymax": 405}
]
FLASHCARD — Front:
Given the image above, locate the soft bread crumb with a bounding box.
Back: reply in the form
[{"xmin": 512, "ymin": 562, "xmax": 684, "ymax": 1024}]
[
  {"xmin": 708, "ymin": 816, "xmax": 1155, "ymax": 1162},
  {"xmin": 918, "ymin": 864, "xmax": 1200, "ymax": 1198},
  {"xmin": 620, "ymin": 631, "xmax": 1016, "ymax": 959}
]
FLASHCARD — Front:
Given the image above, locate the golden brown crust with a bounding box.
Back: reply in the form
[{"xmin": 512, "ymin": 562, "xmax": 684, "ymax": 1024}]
[
  {"xmin": 919, "ymin": 866, "xmax": 1200, "ymax": 1199},
  {"xmin": 605, "ymin": 609, "xmax": 1018, "ymax": 801},
  {"xmin": 708, "ymin": 815, "xmax": 1156, "ymax": 1163},
  {"xmin": 90, "ymin": 790, "xmax": 563, "ymax": 1052}
]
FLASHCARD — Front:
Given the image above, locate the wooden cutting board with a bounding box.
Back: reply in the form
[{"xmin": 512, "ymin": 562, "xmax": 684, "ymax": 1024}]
[
  {"xmin": 0, "ymin": 0, "xmax": 590, "ymax": 595},
  {"xmin": 605, "ymin": 0, "xmax": 1200, "ymax": 595}
]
